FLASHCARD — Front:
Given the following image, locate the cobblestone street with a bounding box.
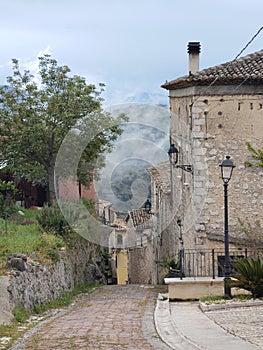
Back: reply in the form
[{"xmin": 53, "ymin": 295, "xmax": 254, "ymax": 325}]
[
  {"xmin": 10, "ymin": 284, "xmax": 263, "ymax": 350},
  {"xmin": 11, "ymin": 285, "xmax": 170, "ymax": 350}
]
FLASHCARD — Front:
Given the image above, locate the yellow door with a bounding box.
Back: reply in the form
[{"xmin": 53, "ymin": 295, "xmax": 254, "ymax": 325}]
[{"xmin": 116, "ymin": 250, "xmax": 128, "ymax": 285}]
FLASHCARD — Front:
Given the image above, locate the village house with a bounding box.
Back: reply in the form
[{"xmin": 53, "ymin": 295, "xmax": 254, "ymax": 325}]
[
  {"xmin": 126, "ymin": 207, "xmax": 157, "ymax": 284},
  {"xmin": 95, "ymin": 45, "xmax": 263, "ymax": 286},
  {"xmin": 106, "ymin": 205, "xmax": 156, "ymax": 285},
  {"xmin": 142, "ymin": 43, "xmax": 263, "ymax": 283},
  {"xmin": 53, "ymin": 44, "xmax": 263, "ymax": 286},
  {"xmin": 161, "ymin": 43, "xmax": 263, "ymax": 276}
]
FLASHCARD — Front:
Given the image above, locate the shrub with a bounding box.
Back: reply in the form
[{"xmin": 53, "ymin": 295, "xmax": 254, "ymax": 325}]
[
  {"xmin": 0, "ymin": 194, "xmax": 18, "ymax": 218},
  {"xmin": 36, "ymin": 232, "xmax": 65, "ymax": 262},
  {"xmin": 36, "ymin": 203, "xmax": 70, "ymax": 237},
  {"xmin": 82, "ymin": 198, "xmax": 96, "ymax": 217},
  {"xmin": 231, "ymin": 257, "xmax": 263, "ymax": 298},
  {"xmin": 155, "ymin": 255, "xmax": 183, "ymax": 278}
]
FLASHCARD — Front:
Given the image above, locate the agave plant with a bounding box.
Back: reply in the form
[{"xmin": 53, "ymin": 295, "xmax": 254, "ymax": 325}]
[{"xmin": 231, "ymin": 257, "xmax": 263, "ymax": 298}]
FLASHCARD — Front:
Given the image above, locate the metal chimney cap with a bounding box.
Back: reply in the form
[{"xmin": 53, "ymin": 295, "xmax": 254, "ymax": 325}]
[{"xmin": 187, "ymin": 42, "xmax": 201, "ymax": 54}]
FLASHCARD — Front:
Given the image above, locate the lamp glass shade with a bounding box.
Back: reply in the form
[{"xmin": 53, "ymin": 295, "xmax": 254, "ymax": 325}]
[
  {"xmin": 168, "ymin": 144, "xmax": 179, "ymax": 164},
  {"xmin": 144, "ymin": 199, "xmax": 151, "ymax": 210},
  {"xmin": 220, "ymin": 156, "xmax": 235, "ymax": 182}
]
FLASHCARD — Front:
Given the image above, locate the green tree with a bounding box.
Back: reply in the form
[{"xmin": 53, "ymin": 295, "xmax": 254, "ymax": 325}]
[
  {"xmin": 0, "ymin": 55, "xmax": 127, "ymax": 202},
  {"xmin": 245, "ymin": 141, "xmax": 263, "ymax": 167}
]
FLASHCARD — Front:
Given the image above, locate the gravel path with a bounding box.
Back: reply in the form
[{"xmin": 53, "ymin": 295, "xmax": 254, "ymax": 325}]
[{"xmin": 205, "ymin": 305, "xmax": 263, "ymax": 348}]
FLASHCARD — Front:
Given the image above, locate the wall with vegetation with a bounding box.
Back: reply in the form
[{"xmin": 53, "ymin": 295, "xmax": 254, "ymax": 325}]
[{"xmin": 2, "ymin": 238, "xmax": 104, "ymax": 321}]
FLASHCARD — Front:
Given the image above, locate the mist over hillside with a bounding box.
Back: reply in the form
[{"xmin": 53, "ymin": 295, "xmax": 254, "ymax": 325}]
[
  {"xmin": 95, "ymin": 102, "xmax": 170, "ymax": 213},
  {"xmin": 124, "ymin": 91, "xmax": 168, "ymax": 106}
]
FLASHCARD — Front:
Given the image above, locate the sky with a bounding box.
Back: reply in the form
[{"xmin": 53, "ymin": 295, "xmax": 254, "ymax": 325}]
[{"xmin": 0, "ymin": 0, "xmax": 263, "ymax": 105}]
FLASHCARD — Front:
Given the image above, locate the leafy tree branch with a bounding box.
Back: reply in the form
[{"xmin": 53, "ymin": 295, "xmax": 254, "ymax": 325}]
[
  {"xmin": 245, "ymin": 141, "xmax": 263, "ymax": 167},
  {"xmin": 0, "ymin": 55, "xmax": 127, "ymax": 203}
]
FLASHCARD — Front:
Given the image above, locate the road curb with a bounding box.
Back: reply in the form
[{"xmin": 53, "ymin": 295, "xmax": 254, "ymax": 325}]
[
  {"xmin": 199, "ymin": 300, "xmax": 263, "ymax": 312},
  {"xmin": 154, "ymin": 294, "xmax": 199, "ymax": 350}
]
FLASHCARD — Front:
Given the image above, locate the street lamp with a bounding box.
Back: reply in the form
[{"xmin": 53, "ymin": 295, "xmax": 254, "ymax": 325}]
[
  {"xmin": 219, "ymin": 155, "xmax": 235, "ymax": 299},
  {"xmin": 168, "ymin": 144, "xmax": 193, "ymax": 174},
  {"xmin": 168, "ymin": 144, "xmax": 179, "ymax": 165},
  {"xmin": 144, "ymin": 199, "xmax": 152, "ymax": 212}
]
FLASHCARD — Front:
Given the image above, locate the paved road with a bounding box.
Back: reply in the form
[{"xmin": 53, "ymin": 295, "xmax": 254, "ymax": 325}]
[
  {"xmin": 168, "ymin": 302, "xmax": 259, "ymax": 350},
  {"xmin": 206, "ymin": 304, "xmax": 263, "ymax": 348},
  {"xmin": 10, "ymin": 284, "xmax": 263, "ymax": 350},
  {"xmin": 11, "ymin": 285, "xmax": 170, "ymax": 350}
]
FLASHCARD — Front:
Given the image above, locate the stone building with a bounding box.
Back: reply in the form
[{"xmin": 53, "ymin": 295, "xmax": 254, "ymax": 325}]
[
  {"xmin": 101, "ymin": 202, "xmax": 155, "ymax": 285},
  {"xmin": 159, "ymin": 43, "xmax": 263, "ymax": 259},
  {"xmin": 126, "ymin": 208, "xmax": 157, "ymax": 284},
  {"xmin": 146, "ymin": 161, "xmax": 176, "ymax": 281},
  {"xmin": 140, "ymin": 43, "xmax": 263, "ymax": 282}
]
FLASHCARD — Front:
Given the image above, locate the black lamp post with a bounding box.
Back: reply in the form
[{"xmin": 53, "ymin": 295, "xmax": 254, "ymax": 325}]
[
  {"xmin": 177, "ymin": 218, "xmax": 184, "ymax": 280},
  {"xmin": 168, "ymin": 143, "xmax": 193, "ymax": 174},
  {"xmin": 219, "ymin": 155, "xmax": 235, "ymax": 299}
]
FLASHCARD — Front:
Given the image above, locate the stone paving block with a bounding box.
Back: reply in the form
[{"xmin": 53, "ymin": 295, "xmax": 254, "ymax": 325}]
[{"xmin": 10, "ymin": 285, "xmax": 170, "ymax": 350}]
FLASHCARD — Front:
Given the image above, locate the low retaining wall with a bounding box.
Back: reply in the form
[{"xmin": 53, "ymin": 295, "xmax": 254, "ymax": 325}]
[
  {"xmin": 165, "ymin": 277, "xmax": 250, "ymax": 300},
  {"xmin": 0, "ymin": 276, "xmax": 13, "ymax": 325},
  {"xmin": 165, "ymin": 277, "xmax": 224, "ymax": 300},
  {"xmin": 0, "ymin": 239, "xmax": 105, "ymax": 325},
  {"xmin": 8, "ymin": 257, "xmax": 74, "ymax": 310}
]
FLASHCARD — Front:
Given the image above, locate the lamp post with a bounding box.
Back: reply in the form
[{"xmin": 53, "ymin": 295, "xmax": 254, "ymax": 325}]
[
  {"xmin": 219, "ymin": 155, "xmax": 235, "ymax": 299},
  {"xmin": 177, "ymin": 219, "xmax": 184, "ymax": 280}
]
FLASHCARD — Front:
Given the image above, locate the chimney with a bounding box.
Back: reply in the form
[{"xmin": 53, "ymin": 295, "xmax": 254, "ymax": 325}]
[{"xmin": 187, "ymin": 42, "xmax": 201, "ymax": 75}]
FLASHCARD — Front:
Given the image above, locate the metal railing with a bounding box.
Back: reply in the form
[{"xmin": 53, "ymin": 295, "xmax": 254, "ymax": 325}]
[{"xmin": 179, "ymin": 248, "xmax": 263, "ymax": 279}]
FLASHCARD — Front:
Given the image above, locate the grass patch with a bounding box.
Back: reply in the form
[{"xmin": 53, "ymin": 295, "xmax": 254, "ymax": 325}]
[
  {"xmin": 0, "ymin": 323, "xmax": 21, "ymax": 349},
  {"xmin": 9, "ymin": 208, "xmax": 40, "ymax": 225},
  {"xmin": 0, "ymin": 209, "xmax": 66, "ymax": 273},
  {"xmin": 13, "ymin": 304, "xmax": 33, "ymax": 323},
  {"xmin": 0, "ymin": 220, "xmax": 41, "ymax": 270},
  {"xmin": 200, "ymin": 294, "xmax": 254, "ymax": 304},
  {"xmin": 16, "ymin": 282, "xmax": 98, "ymax": 321},
  {"xmin": 200, "ymin": 295, "xmax": 225, "ymax": 303}
]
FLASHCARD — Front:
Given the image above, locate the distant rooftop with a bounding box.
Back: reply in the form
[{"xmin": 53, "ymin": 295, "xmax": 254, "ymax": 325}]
[
  {"xmin": 128, "ymin": 208, "xmax": 153, "ymax": 230},
  {"xmin": 162, "ymin": 49, "xmax": 263, "ymax": 90}
]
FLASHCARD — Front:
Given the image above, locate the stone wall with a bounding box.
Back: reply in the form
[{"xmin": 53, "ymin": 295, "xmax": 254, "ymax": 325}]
[
  {"xmin": 8, "ymin": 257, "xmax": 74, "ymax": 310},
  {"xmin": 128, "ymin": 240, "xmax": 156, "ymax": 284},
  {"xmin": 0, "ymin": 238, "xmax": 105, "ymax": 324},
  {"xmin": 169, "ymin": 91, "xmax": 263, "ymax": 251}
]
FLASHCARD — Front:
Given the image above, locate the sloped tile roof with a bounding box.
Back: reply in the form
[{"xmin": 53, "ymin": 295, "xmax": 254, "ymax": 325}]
[
  {"xmin": 129, "ymin": 208, "xmax": 152, "ymax": 230},
  {"xmin": 162, "ymin": 49, "xmax": 263, "ymax": 90}
]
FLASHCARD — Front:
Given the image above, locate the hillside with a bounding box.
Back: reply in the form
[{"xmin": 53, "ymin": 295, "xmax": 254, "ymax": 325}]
[{"xmin": 96, "ymin": 103, "xmax": 169, "ymax": 213}]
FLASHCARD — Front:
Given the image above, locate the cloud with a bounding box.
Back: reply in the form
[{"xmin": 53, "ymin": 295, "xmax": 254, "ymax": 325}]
[
  {"xmin": 95, "ymin": 103, "xmax": 170, "ymax": 211},
  {"xmin": 21, "ymin": 47, "xmax": 52, "ymax": 86},
  {"xmin": 26, "ymin": 47, "xmax": 52, "ymax": 71}
]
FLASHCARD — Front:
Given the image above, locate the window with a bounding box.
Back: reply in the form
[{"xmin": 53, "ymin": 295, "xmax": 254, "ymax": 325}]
[{"xmin": 117, "ymin": 234, "xmax": 123, "ymax": 245}]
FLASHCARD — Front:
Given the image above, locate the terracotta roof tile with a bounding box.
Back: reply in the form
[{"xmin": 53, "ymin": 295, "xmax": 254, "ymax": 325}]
[
  {"xmin": 162, "ymin": 49, "xmax": 263, "ymax": 90},
  {"xmin": 129, "ymin": 208, "xmax": 152, "ymax": 230}
]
